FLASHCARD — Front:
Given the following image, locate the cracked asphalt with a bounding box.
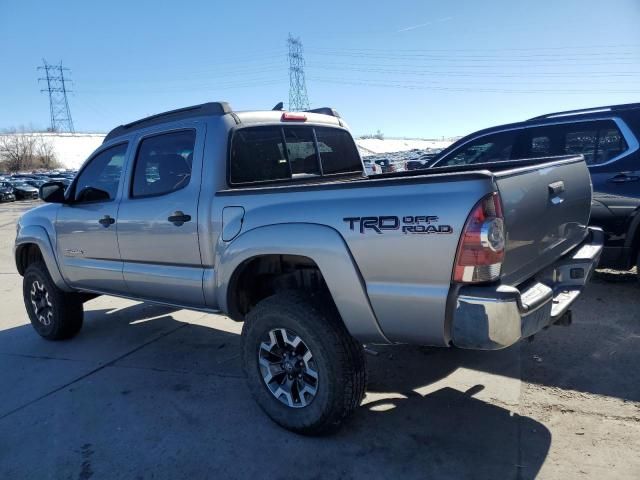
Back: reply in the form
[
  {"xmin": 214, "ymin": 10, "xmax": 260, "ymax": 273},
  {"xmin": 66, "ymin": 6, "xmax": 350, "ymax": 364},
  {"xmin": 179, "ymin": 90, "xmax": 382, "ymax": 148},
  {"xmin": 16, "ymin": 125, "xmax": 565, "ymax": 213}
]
[{"xmin": 0, "ymin": 200, "xmax": 638, "ymax": 479}]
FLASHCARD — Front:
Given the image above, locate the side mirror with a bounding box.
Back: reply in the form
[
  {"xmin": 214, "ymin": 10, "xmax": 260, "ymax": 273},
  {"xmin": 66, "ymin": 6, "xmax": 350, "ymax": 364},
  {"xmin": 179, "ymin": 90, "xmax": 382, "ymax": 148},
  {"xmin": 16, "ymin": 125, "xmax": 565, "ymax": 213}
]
[{"xmin": 39, "ymin": 182, "xmax": 67, "ymax": 203}]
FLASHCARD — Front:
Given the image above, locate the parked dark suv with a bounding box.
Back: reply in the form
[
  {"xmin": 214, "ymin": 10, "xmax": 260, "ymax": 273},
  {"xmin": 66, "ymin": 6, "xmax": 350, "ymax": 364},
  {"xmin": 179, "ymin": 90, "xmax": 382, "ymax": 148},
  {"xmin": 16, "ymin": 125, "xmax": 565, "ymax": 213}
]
[{"xmin": 431, "ymin": 103, "xmax": 640, "ymax": 275}]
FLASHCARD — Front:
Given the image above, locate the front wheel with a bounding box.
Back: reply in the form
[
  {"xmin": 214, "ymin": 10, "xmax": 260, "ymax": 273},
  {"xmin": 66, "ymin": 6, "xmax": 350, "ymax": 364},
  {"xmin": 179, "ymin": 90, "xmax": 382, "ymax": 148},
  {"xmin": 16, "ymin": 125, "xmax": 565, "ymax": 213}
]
[
  {"xmin": 23, "ymin": 262, "xmax": 84, "ymax": 340},
  {"xmin": 241, "ymin": 293, "xmax": 367, "ymax": 435}
]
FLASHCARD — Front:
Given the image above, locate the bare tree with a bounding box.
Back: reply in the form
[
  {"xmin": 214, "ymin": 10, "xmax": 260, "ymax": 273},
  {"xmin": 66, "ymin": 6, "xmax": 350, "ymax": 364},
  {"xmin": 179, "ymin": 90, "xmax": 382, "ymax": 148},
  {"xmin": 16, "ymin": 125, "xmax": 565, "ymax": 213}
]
[
  {"xmin": 34, "ymin": 138, "xmax": 59, "ymax": 169},
  {"xmin": 359, "ymin": 130, "xmax": 385, "ymax": 140},
  {"xmin": 0, "ymin": 128, "xmax": 36, "ymax": 172},
  {"xmin": 0, "ymin": 127, "xmax": 60, "ymax": 172}
]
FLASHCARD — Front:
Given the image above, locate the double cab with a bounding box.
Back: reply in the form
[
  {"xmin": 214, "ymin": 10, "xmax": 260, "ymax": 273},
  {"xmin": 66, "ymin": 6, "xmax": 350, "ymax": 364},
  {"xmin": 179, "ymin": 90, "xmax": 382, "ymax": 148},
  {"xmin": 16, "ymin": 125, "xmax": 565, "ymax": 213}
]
[{"xmin": 15, "ymin": 102, "xmax": 602, "ymax": 433}]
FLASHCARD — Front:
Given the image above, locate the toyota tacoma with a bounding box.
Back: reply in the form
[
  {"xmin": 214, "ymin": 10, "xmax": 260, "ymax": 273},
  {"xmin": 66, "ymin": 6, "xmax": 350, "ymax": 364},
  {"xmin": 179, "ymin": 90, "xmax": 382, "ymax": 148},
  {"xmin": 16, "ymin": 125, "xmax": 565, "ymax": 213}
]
[{"xmin": 14, "ymin": 102, "xmax": 602, "ymax": 434}]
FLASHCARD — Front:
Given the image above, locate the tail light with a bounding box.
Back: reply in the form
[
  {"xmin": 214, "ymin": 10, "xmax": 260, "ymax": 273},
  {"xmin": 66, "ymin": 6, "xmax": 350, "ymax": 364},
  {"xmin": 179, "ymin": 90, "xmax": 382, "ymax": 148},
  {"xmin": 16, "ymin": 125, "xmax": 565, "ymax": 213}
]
[{"xmin": 453, "ymin": 192, "xmax": 505, "ymax": 283}]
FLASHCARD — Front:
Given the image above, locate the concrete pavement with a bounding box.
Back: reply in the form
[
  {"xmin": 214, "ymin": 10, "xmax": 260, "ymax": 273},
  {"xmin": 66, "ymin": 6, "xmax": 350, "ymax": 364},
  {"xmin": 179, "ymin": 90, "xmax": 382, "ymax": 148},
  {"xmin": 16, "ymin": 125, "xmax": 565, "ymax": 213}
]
[{"xmin": 0, "ymin": 200, "xmax": 638, "ymax": 479}]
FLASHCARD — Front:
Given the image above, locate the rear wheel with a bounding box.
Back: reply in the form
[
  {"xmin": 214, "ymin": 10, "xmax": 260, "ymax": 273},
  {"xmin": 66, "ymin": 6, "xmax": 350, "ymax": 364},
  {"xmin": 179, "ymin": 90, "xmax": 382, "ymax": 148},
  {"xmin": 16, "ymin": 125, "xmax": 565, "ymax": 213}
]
[
  {"xmin": 22, "ymin": 262, "xmax": 84, "ymax": 340},
  {"xmin": 241, "ymin": 292, "xmax": 366, "ymax": 435}
]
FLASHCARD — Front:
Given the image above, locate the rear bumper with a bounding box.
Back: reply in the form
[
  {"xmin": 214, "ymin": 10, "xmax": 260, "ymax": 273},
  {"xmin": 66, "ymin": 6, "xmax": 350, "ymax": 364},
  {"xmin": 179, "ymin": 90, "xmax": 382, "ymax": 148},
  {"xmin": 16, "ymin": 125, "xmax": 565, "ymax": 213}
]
[{"xmin": 451, "ymin": 227, "xmax": 604, "ymax": 350}]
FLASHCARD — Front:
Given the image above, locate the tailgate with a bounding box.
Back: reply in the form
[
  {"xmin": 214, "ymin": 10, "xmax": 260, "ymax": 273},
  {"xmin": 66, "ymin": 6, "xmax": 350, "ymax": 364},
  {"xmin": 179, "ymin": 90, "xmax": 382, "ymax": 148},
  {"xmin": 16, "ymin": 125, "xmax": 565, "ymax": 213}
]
[{"xmin": 495, "ymin": 155, "xmax": 592, "ymax": 285}]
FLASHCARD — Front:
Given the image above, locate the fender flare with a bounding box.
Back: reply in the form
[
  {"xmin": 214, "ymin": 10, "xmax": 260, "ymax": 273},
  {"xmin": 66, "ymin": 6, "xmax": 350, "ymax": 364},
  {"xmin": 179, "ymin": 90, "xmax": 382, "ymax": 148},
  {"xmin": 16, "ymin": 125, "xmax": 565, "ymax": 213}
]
[
  {"xmin": 216, "ymin": 223, "xmax": 390, "ymax": 344},
  {"xmin": 15, "ymin": 225, "xmax": 72, "ymax": 291}
]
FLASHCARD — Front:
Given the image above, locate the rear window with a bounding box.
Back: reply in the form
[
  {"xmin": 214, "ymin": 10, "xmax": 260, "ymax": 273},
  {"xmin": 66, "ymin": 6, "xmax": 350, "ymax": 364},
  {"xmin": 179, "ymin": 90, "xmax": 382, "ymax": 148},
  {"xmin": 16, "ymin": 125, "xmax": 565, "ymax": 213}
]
[
  {"xmin": 284, "ymin": 127, "xmax": 320, "ymax": 177},
  {"xmin": 315, "ymin": 127, "xmax": 363, "ymax": 174},
  {"xmin": 229, "ymin": 126, "xmax": 361, "ymax": 185}
]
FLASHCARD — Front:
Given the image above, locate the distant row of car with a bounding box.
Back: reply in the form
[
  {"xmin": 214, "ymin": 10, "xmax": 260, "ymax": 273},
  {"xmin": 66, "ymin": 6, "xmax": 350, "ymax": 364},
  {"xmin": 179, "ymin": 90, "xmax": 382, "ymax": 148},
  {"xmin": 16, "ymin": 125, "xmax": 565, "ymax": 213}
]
[
  {"xmin": 362, "ymin": 151, "xmax": 440, "ymax": 175},
  {"xmin": 0, "ymin": 171, "xmax": 77, "ymax": 203}
]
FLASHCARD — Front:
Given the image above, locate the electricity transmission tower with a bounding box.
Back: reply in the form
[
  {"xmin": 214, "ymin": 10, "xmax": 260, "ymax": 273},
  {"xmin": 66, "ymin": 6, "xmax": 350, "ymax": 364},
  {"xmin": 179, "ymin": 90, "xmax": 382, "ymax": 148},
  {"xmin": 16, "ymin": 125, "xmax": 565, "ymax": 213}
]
[
  {"xmin": 288, "ymin": 34, "xmax": 310, "ymax": 111},
  {"xmin": 38, "ymin": 59, "xmax": 75, "ymax": 133}
]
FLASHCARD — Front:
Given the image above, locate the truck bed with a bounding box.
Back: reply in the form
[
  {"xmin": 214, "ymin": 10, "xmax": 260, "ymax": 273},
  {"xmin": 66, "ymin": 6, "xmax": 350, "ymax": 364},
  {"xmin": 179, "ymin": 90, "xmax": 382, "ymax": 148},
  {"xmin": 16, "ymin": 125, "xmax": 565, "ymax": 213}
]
[{"xmin": 215, "ymin": 154, "xmax": 591, "ymax": 345}]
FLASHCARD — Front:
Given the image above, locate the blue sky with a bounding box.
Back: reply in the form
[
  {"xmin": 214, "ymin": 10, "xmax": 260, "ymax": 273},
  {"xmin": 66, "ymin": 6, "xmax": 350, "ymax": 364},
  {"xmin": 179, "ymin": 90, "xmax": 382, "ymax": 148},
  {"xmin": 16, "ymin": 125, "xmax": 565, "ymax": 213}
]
[{"xmin": 1, "ymin": 0, "xmax": 639, "ymax": 137}]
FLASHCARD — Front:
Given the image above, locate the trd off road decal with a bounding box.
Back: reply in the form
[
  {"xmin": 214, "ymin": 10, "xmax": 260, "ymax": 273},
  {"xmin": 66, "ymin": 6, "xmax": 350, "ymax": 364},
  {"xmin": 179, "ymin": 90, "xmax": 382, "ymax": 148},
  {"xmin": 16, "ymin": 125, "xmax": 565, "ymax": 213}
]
[{"xmin": 343, "ymin": 216, "xmax": 453, "ymax": 235}]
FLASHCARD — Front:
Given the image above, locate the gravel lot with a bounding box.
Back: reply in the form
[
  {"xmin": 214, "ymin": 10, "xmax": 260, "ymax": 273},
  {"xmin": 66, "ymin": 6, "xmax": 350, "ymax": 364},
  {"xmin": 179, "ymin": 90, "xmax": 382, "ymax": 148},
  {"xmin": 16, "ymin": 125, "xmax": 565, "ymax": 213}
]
[{"xmin": 0, "ymin": 200, "xmax": 638, "ymax": 479}]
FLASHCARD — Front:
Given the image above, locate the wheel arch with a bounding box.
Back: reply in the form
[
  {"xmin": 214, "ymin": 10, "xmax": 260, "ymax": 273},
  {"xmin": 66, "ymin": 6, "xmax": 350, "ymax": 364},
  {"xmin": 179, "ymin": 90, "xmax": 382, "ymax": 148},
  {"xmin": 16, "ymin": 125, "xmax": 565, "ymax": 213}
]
[
  {"xmin": 217, "ymin": 223, "xmax": 389, "ymax": 344},
  {"xmin": 226, "ymin": 254, "xmax": 326, "ymax": 319},
  {"xmin": 15, "ymin": 225, "xmax": 72, "ymax": 291}
]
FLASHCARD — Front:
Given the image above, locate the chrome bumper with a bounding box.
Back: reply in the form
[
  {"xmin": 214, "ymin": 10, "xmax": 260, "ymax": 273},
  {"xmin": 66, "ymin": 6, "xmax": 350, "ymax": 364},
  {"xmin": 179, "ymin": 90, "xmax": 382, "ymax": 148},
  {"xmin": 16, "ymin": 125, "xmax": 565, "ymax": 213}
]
[{"xmin": 451, "ymin": 227, "xmax": 604, "ymax": 350}]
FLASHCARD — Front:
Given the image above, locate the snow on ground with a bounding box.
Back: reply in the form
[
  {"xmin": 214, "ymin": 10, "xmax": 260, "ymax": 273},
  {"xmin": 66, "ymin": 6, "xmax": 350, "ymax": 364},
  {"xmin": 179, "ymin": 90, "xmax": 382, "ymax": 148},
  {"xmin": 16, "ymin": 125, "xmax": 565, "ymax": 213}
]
[
  {"xmin": 49, "ymin": 135, "xmax": 455, "ymax": 167},
  {"xmin": 43, "ymin": 133, "xmax": 105, "ymax": 169},
  {"xmin": 356, "ymin": 138, "xmax": 453, "ymax": 156},
  {"xmin": 0, "ymin": 132, "xmax": 105, "ymax": 170},
  {"xmin": 48, "ymin": 135, "xmax": 455, "ymax": 167}
]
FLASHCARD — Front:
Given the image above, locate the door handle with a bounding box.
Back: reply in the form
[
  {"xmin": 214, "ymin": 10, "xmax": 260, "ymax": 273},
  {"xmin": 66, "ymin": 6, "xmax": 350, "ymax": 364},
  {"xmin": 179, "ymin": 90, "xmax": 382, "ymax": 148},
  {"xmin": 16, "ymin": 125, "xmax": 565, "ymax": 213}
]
[
  {"xmin": 608, "ymin": 173, "xmax": 640, "ymax": 183},
  {"xmin": 548, "ymin": 181, "xmax": 565, "ymax": 195},
  {"xmin": 98, "ymin": 215, "xmax": 115, "ymax": 227},
  {"xmin": 548, "ymin": 181, "xmax": 565, "ymax": 205},
  {"xmin": 168, "ymin": 211, "xmax": 191, "ymax": 226}
]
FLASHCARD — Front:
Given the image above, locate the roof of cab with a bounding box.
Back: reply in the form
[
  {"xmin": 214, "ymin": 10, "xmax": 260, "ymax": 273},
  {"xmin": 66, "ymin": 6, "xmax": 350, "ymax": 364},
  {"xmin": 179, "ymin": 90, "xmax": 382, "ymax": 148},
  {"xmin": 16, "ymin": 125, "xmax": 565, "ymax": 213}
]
[
  {"xmin": 103, "ymin": 102, "xmax": 344, "ymax": 143},
  {"xmin": 233, "ymin": 110, "xmax": 343, "ymax": 127}
]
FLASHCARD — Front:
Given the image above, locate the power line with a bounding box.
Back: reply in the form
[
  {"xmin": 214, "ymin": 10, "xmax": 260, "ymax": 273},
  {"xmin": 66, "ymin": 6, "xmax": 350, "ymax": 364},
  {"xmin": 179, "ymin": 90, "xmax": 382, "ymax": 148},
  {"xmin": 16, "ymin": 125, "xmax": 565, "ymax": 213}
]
[
  {"xmin": 306, "ymin": 43, "xmax": 640, "ymax": 53},
  {"xmin": 38, "ymin": 59, "xmax": 75, "ymax": 133},
  {"xmin": 307, "ymin": 77, "xmax": 640, "ymax": 94},
  {"xmin": 77, "ymin": 65, "xmax": 286, "ymax": 88},
  {"xmin": 76, "ymin": 76, "xmax": 285, "ymax": 95},
  {"xmin": 78, "ymin": 54, "xmax": 287, "ymax": 77},
  {"xmin": 306, "ymin": 53, "xmax": 639, "ymax": 67},
  {"xmin": 305, "ymin": 63, "xmax": 640, "ymax": 80},
  {"xmin": 288, "ymin": 34, "xmax": 310, "ymax": 111},
  {"xmin": 305, "ymin": 49, "xmax": 639, "ymax": 60}
]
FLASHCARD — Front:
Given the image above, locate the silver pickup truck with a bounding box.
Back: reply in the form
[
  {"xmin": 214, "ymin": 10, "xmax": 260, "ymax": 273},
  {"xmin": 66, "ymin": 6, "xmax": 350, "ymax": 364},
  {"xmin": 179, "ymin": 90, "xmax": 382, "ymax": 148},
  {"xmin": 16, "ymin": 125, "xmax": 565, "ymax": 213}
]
[{"xmin": 14, "ymin": 102, "xmax": 603, "ymax": 434}]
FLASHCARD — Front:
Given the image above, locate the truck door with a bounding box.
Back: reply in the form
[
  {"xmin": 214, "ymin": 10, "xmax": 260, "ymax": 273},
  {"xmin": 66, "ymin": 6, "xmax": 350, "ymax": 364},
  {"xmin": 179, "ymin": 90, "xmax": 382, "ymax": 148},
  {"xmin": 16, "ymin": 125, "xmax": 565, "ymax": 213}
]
[
  {"xmin": 585, "ymin": 120, "xmax": 640, "ymax": 198},
  {"xmin": 56, "ymin": 142, "xmax": 129, "ymax": 293},
  {"xmin": 117, "ymin": 126, "xmax": 206, "ymax": 307},
  {"xmin": 583, "ymin": 120, "xmax": 640, "ymax": 252}
]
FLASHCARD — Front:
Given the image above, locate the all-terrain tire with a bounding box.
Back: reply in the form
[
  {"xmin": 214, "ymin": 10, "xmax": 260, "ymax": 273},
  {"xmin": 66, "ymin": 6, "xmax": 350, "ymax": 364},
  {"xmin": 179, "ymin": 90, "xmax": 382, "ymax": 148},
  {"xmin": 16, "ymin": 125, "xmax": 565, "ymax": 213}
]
[
  {"xmin": 241, "ymin": 292, "xmax": 367, "ymax": 435},
  {"xmin": 23, "ymin": 261, "xmax": 84, "ymax": 340}
]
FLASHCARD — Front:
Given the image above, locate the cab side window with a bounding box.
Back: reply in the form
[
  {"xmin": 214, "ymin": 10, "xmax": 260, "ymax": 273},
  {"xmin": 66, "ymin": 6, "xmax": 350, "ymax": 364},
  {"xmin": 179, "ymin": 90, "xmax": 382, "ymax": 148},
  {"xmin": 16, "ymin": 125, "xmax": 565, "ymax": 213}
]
[
  {"xmin": 564, "ymin": 128, "xmax": 597, "ymax": 164},
  {"xmin": 559, "ymin": 121, "xmax": 628, "ymax": 166},
  {"xmin": 74, "ymin": 143, "xmax": 127, "ymax": 202},
  {"xmin": 517, "ymin": 126, "xmax": 558, "ymax": 159},
  {"xmin": 131, "ymin": 130, "xmax": 196, "ymax": 198},
  {"xmin": 594, "ymin": 124, "xmax": 627, "ymax": 164},
  {"xmin": 437, "ymin": 131, "xmax": 516, "ymax": 167},
  {"xmin": 530, "ymin": 134, "xmax": 552, "ymax": 156}
]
